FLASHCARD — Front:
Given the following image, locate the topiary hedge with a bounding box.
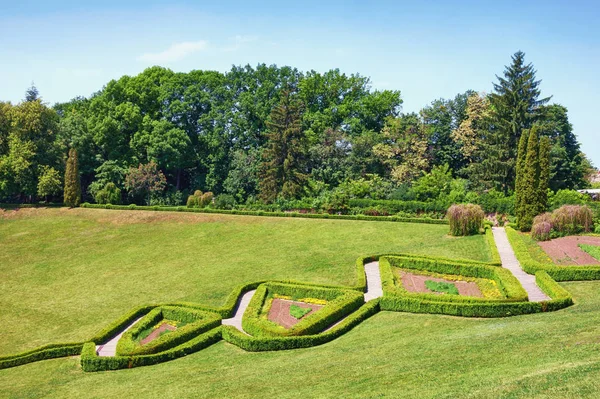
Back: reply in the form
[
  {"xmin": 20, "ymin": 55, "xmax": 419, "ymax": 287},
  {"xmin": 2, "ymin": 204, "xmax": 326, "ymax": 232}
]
[
  {"xmin": 242, "ymin": 283, "xmax": 364, "ymax": 337},
  {"xmin": 80, "ymin": 203, "xmax": 449, "ymax": 225},
  {"xmin": 116, "ymin": 306, "xmax": 221, "ymax": 356},
  {"xmin": 0, "ymin": 342, "xmax": 85, "ymax": 370}
]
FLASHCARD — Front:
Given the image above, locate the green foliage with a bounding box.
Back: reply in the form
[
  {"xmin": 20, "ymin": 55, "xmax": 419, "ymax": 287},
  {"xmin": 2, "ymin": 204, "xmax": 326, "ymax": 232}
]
[
  {"xmin": 94, "ymin": 182, "xmax": 121, "ymax": 204},
  {"xmin": 447, "ymin": 204, "xmax": 484, "ymax": 236},
  {"xmin": 125, "ymin": 161, "xmax": 166, "ymax": 205},
  {"xmin": 289, "ymin": 304, "xmax": 313, "ymax": 319},
  {"xmin": 63, "ymin": 148, "xmax": 81, "ymax": 207},
  {"xmin": 579, "ymin": 245, "xmax": 600, "ymax": 261},
  {"xmin": 424, "ymin": 280, "xmax": 459, "ymax": 295},
  {"xmin": 549, "ymin": 189, "xmax": 589, "ymax": 209},
  {"xmin": 259, "ymin": 90, "xmax": 308, "ymax": 202},
  {"xmin": 214, "ymin": 194, "xmax": 236, "ymax": 210},
  {"xmin": 412, "ymin": 164, "xmax": 453, "ymax": 201},
  {"xmin": 37, "ymin": 166, "xmax": 62, "ymax": 200},
  {"xmin": 186, "ymin": 190, "xmax": 213, "ymax": 208}
]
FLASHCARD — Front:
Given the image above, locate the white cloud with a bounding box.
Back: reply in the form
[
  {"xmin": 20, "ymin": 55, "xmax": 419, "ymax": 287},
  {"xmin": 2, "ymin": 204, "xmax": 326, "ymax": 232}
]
[
  {"xmin": 221, "ymin": 35, "xmax": 258, "ymax": 52},
  {"xmin": 138, "ymin": 41, "xmax": 208, "ymax": 63}
]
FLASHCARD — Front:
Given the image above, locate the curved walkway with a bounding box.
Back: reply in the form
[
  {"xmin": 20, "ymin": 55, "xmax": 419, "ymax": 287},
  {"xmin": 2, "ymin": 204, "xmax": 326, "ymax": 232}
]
[
  {"xmin": 96, "ymin": 316, "xmax": 144, "ymax": 357},
  {"xmin": 222, "ymin": 289, "xmax": 256, "ymax": 335},
  {"xmin": 492, "ymin": 227, "xmax": 550, "ymax": 302}
]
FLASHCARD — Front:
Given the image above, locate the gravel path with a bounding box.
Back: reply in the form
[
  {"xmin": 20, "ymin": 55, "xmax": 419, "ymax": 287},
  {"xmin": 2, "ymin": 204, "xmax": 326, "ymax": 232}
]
[
  {"xmin": 96, "ymin": 316, "xmax": 144, "ymax": 357},
  {"xmin": 492, "ymin": 227, "xmax": 550, "ymax": 302},
  {"xmin": 222, "ymin": 290, "xmax": 256, "ymax": 335}
]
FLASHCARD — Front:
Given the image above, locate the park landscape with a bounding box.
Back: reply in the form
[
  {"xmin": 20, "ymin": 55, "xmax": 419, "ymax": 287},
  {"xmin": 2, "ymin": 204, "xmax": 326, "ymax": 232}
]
[{"xmin": 2, "ymin": 4, "xmax": 600, "ymax": 396}]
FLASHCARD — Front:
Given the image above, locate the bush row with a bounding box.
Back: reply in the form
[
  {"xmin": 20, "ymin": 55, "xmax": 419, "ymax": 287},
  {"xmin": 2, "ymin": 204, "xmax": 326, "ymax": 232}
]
[
  {"xmin": 242, "ymin": 283, "xmax": 364, "ymax": 337},
  {"xmin": 485, "ymin": 227, "xmax": 502, "ymax": 265},
  {"xmin": 505, "ymin": 226, "xmax": 600, "ymax": 281},
  {"xmin": 222, "ymin": 300, "xmax": 380, "ymax": 351},
  {"xmin": 381, "ymin": 255, "xmax": 528, "ymax": 303},
  {"xmin": 81, "ymin": 328, "xmax": 222, "ymax": 372},
  {"xmin": 116, "ymin": 307, "xmax": 221, "ymax": 356},
  {"xmin": 80, "ymin": 203, "xmax": 449, "ymax": 225},
  {"xmin": 0, "ymin": 342, "xmax": 84, "ymax": 370},
  {"xmin": 349, "ymin": 198, "xmax": 447, "ymax": 214}
]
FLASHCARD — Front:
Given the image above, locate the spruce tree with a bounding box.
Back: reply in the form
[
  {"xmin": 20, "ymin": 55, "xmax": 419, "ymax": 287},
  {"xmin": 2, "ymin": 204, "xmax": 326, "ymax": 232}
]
[
  {"xmin": 64, "ymin": 148, "xmax": 81, "ymax": 207},
  {"xmin": 483, "ymin": 51, "xmax": 551, "ymax": 193},
  {"xmin": 537, "ymin": 136, "xmax": 551, "ymax": 214},
  {"xmin": 514, "ymin": 129, "xmax": 529, "ymax": 223},
  {"xmin": 259, "ymin": 90, "xmax": 307, "ymax": 203},
  {"xmin": 518, "ymin": 128, "xmax": 540, "ymax": 231}
]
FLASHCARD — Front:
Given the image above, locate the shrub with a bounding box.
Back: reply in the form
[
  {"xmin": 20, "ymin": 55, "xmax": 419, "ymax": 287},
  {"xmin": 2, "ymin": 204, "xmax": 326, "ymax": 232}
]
[
  {"xmin": 446, "ymin": 204, "xmax": 484, "ymax": 236},
  {"xmin": 214, "ymin": 194, "xmax": 236, "ymax": 210},
  {"xmin": 186, "ymin": 190, "xmax": 214, "ymax": 208},
  {"xmin": 531, "ymin": 221, "xmax": 552, "ymax": 241},
  {"xmin": 549, "ymin": 189, "xmax": 589, "ymax": 209},
  {"xmin": 186, "ymin": 195, "xmax": 197, "ymax": 208},
  {"xmin": 94, "ymin": 183, "xmax": 121, "ymax": 205},
  {"xmin": 551, "ymin": 205, "xmax": 594, "ymax": 235}
]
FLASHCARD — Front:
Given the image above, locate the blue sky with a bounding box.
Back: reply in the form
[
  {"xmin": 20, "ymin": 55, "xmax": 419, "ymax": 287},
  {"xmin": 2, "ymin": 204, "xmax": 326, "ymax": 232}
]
[{"xmin": 1, "ymin": 0, "xmax": 598, "ymax": 166}]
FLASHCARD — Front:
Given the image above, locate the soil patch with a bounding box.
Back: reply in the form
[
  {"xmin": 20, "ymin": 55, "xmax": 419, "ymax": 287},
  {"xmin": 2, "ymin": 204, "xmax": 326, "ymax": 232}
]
[
  {"xmin": 538, "ymin": 236, "xmax": 600, "ymax": 265},
  {"xmin": 267, "ymin": 299, "xmax": 323, "ymax": 329},
  {"xmin": 400, "ymin": 271, "xmax": 483, "ymax": 297},
  {"xmin": 139, "ymin": 323, "xmax": 177, "ymax": 345}
]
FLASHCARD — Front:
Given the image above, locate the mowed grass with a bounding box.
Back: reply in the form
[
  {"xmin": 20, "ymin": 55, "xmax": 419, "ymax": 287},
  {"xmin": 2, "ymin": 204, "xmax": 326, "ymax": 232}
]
[
  {"xmin": 1, "ymin": 282, "xmax": 600, "ymax": 398},
  {"xmin": 580, "ymin": 244, "xmax": 600, "ymax": 261},
  {"xmin": 0, "ymin": 207, "xmax": 490, "ymax": 355}
]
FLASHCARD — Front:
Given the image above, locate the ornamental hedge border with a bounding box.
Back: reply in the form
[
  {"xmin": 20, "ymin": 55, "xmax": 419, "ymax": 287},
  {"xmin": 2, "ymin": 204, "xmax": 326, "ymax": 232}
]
[
  {"xmin": 0, "ymin": 245, "xmax": 578, "ymax": 371},
  {"xmin": 505, "ymin": 226, "xmax": 600, "ymax": 281},
  {"xmin": 79, "ymin": 203, "xmax": 449, "ymax": 225},
  {"xmin": 381, "ymin": 255, "xmax": 528, "ymax": 303},
  {"xmin": 242, "ymin": 283, "xmax": 364, "ymax": 337},
  {"xmin": 116, "ymin": 306, "xmax": 222, "ymax": 356},
  {"xmin": 379, "ymin": 255, "xmax": 572, "ymax": 317}
]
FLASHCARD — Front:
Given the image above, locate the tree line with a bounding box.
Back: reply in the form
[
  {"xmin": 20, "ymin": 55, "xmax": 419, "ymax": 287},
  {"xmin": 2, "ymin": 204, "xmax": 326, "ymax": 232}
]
[{"xmin": 0, "ymin": 51, "xmax": 593, "ymax": 209}]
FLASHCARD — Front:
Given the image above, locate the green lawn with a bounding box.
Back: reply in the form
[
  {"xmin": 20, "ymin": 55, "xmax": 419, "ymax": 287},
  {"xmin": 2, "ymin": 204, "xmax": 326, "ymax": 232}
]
[
  {"xmin": 580, "ymin": 244, "xmax": 600, "ymax": 261},
  {"xmin": 1, "ymin": 281, "xmax": 600, "ymax": 398},
  {"xmin": 0, "ymin": 207, "xmax": 490, "ymax": 356}
]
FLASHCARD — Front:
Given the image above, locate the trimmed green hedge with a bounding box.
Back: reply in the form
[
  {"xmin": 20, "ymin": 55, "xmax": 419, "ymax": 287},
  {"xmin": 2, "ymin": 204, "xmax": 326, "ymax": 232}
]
[
  {"xmin": 81, "ymin": 328, "xmax": 222, "ymax": 372},
  {"xmin": 242, "ymin": 283, "xmax": 364, "ymax": 337},
  {"xmin": 505, "ymin": 226, "xmax": 600, "ymax": 281},
  {"xmin": 223, "ymin": 300, "xmax": 380, "ymax": 351},
  {"xmin": 116, "ymin": 306, "xmax": 221, "ymax": 356},
  {"xmin": 80, "ymin": 203, "xmax": 449, "ymax": 225},
  {"xmin": 485, "ymin": 226, "xmax": 502, "ymax": 266},
  {"xmin": 349, "ymin": 199, "xmax": 447, "ymax": 214},
  {"xmin": 381, "ymin": 255, "xmax": 528, "ymax": 303},
  {"xmin": 0, "ymin": 342, "xmax": 84, "ymax": 370},
  {"xmin": 379, "ymin": 255, "xmax": 573, "ymax": 317}
]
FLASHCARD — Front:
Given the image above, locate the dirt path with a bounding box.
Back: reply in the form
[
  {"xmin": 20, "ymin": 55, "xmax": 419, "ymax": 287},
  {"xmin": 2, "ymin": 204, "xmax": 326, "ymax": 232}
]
[
  {"xmin": 221, "ymin": 290, "xmax": 256, "ymax": 335},
  {"xmin": 538, "ymin": 236, "xmax": 600, "ymax": 265},
  {"xmin": 364, "ymin": 261, "xmax": 383, "ymax": 301},
  {"xmin": 400, "ymin": 271, "xmax": 483, "ymax": 297},
  {"xmin": 96, "ymin": 316, "xmax": 144, "ymax": 357}
]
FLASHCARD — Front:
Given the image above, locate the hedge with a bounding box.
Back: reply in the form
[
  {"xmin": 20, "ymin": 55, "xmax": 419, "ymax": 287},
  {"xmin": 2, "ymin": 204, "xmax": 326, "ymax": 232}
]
[
  {"xmin": 379, "ymin": 255, "xmax": 573, "ymax": 317},
  {"xmin": 485, "ymin": 226, "xmax": 502, "ymax": 265},
  {"xmin": 81, "ymin": 328, "xmax": 222, "ymax": 372},
  {"xmin": 505, "ymin": 226, "xmax": 600, "ymax": 281},
  {"xmin": 381, "ymin": 255, "xmax": 528, "ymax": 303},
  {"xmin": 116, "ymin": 306, "xmax": 221, "ymax": 356},
  {"xmin": 349, "ymin": 199, "xmax": 447, "ymax": 214},
  {"xmin": 80, "ymin": 203, "xmax": 449, "ymax": 225},
  {"xmin": 222, "ymin": 300, "xmax": 380, "ymax": 351},
  {"xmin": 0, "ymin": 342, "xmax": 84, "ymax": 370},
  {"xmin": 242, "ymin": 283, "xmax": 364, "ymax": 337}
]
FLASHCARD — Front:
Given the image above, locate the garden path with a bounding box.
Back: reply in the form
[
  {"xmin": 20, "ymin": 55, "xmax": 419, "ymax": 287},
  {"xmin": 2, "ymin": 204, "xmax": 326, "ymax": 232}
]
[
  {"xmin": 96, "ymin": 316, "xmax": 144, "ymax": 357},
  {"xmin": 364, "ymin": 261, "xmax": 383, "ymax": 302},
  {"xmin": 222, "ymin": 289, "xmax": 256, "ymax": 335},
  {"xmin": 492, "ymin": 227, "xmax": 550, "ymax": 302}
]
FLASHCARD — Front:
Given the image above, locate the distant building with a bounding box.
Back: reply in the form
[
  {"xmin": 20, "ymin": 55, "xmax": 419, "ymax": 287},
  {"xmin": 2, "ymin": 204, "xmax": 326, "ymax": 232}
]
[{"xmin": 591, "ymin": 170, "xmax": 600, "ymax": 184}]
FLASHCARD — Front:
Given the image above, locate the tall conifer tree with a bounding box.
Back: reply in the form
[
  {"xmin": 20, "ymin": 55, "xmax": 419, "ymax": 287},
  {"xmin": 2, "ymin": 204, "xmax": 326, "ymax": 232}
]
[
  {"xmin": 514, "ymin": 129, "xmax": 529, "ymax": 223},
  {"xmin": 64, "ymin": 148, "xmax": 81, "ymax": 207},
  {"xmin": 478, "ymin": 51, "xmax": 551, "ymax": 194},
  {"xmin": 519, "ymin": 128, "xmax": 540, "ymax": 231},
  {"xmin": 259, "ymin": 90, "xmax": 307, "ymax": 203}
]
